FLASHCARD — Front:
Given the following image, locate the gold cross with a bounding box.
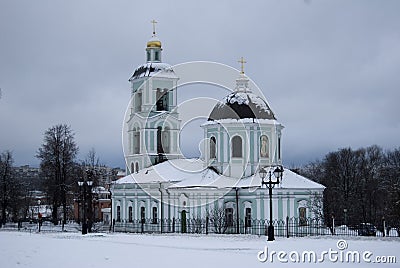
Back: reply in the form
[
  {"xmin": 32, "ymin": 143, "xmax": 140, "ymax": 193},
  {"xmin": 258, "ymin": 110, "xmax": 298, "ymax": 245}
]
[
  {"xmin": 151, "ymin": 19, "xmax": 158, "ymax": 35},
  {"xmin": 238, "ymin": 57, "xmax": 247, "ymax": 74}
]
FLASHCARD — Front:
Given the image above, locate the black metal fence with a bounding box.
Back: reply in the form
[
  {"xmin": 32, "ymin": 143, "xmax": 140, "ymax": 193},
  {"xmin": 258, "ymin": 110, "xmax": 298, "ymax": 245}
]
[
  {"xmin": 2, "ymin": 217, "xmax": 399, "ymax": 237},
  {"xmin": 112, "ymin": 217, "xmax": 400, "ymax": 237}
]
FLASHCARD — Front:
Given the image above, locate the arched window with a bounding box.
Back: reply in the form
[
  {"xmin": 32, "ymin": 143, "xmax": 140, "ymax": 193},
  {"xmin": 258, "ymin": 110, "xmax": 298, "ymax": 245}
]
[
  {"xmin": 140, "ymin": 206, "xmax": 145, "ymax": 223},
  {"xmin": 116, "ymin": 205, "xmax": 121, "ymax": 222},
  {"xmin": 135, "ymin": 162, "xmax": 139, "ymax": 173},
  {"xmin": 135, "ymin": 92, "xmax": 142, "ymax": 112},
  {"xmin": 299, "ymin": 207, "xmax": 307, "ymax": 226},
  {"xmin": 225, "ymin": 208, "xmax": 234, "ymax": 227},
  {"xmin": 232, "ymin": 136, "xmax": 242, "ymax": 158},
  {"xmin": 210, "ymin": 136, "xmax": 216, "ymax": 159},
  {"xmin": 157, "ymin": 127, "xmax": 163, "ymax": 154},
  {"xmin": 128, "ymin": 206, "xmax": 133, "ymax": 222},
  {"xmin": 156, "ymin": 89, "xmax": 169, "ymax": 111},
  {"xmin": 260, "ymin": 135, "xmax": 269, "ymax": 158},
  {"xmin": 152, "ymin": 207, "xmax": 158, "ymax": 224},
  {"xmin": 162, "ymin": 127, "xmax": 170, "ymax": 153},
  {"xmin": 133, "ymin": 128, "xmax": 140, "ymax": 154},
  {"xmin": 245, "ymin": 208, "xmax": 252, "ymax": 227},
  {"xmin": 130, "ymin": 163, "xmax": 134, "ymax": 175}
]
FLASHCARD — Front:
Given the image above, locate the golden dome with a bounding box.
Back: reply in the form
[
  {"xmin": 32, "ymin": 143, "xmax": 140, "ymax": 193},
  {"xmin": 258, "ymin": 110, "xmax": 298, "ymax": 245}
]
[{"xmin": 147, "ymin": 40, "xmax": 162, "ymax": 48}]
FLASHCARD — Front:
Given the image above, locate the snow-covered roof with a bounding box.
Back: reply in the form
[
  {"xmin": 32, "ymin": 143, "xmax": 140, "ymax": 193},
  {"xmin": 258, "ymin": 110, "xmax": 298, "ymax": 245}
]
[
  {"xmin": 201, "ymin": 118, "xmax": 281, "ymax": 127},
  {"xmin": 129, "ymin": 62, "xmax": 177, "ymax": 80},
  {"xmin": 117, "ymin": 170, "xmax": 126, "ymax": 177},
  {"xmin": 115, "ymin": 159, "xmax": 324, "ymax": 190},
  {"xmin": 208, "ymin": 91, "xmax": 276, "ymax": 121}
]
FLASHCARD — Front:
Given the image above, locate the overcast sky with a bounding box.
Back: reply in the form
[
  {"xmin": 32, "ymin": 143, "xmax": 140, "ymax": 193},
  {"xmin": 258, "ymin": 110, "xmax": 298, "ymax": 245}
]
[{"xmin": 1, "ymin": 0, "xmax": 399, "ymax": 169}]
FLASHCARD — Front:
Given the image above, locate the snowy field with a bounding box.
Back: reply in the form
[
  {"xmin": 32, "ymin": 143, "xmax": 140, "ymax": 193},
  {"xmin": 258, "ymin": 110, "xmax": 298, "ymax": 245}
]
[{"xmin": 1, "ymin": 231, "xmax": 399, "ymax": 268}]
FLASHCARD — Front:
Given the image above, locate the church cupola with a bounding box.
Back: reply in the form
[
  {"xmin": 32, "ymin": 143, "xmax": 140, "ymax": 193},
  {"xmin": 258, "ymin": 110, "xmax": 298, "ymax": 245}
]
[
  {"xmin": 202, "ymin": 57, "xmax": 284, "ymax": 178},
  {"xmin": 146, "ymin": 20, "xmax": 162, "ymax": 63},
  {"xmin": 208, "ymin": 58, "xmax": 276, "ymax": 121}
]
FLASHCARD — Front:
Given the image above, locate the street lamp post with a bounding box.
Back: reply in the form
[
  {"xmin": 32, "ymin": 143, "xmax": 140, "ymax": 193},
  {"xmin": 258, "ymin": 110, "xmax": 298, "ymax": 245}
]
[
  {"xmin": 107, "ymin": 179, "xmax": 113, "ymax": 232},
  {"xmin": 78, "ymin": 179, "xmax": 93, "ymax": 235},
  {"xmin": 37, "ymin": 200, "xmax": 42, "ymax": 232},
  {"xmin": 260, "ymin": 165, "xmax": 284, "ymax": 241}
]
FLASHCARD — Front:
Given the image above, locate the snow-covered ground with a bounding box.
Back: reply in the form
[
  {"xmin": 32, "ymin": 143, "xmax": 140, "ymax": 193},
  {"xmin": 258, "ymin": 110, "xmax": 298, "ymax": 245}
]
[{"xmin": 1, "ymin": 231, "xmax": 399, "ymax": 268}]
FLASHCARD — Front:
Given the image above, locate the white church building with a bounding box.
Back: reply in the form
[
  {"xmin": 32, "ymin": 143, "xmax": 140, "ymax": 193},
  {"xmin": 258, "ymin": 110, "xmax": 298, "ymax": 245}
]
[{"xmin": 111, "ymin": 25, "xmax": 324, "ymax": 234}]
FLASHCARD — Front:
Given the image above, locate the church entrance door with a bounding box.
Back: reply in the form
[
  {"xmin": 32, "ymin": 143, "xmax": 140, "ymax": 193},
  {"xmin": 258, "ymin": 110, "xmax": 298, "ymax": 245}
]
[{"xmin": 181, "ymin": 210, "xmax": 187, "ymax": 233}]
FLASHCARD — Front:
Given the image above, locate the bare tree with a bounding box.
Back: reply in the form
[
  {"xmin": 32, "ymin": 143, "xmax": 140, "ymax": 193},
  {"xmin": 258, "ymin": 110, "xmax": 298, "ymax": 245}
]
[
  {"xmin": 301, "ymin": 145, "xmax": 398, "ymax": 226},
  {"xmin": 383, "ymin": 148, "xmax": 400, "ymax": 226},
  {"xmin": 207, "ymin": 207, "xmax": 228, "ymax": 234},
  {"xmin": 0, "ymin": 151, "xmax": 14, "ymax": 224},
  {"xmin": 83, "ymin": 148, "xmax": 102, "ymax": 186},
  {"xmin": 36, "ymin": 124, "xmax": 79, "ymax": 225},
  {"xmin": 85, "ymin": 148, "xmax": 100, "ymax": 168}
]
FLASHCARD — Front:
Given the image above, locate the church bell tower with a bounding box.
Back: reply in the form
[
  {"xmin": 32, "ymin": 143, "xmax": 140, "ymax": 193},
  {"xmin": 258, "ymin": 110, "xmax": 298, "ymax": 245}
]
[{"xmin": 125, "ymin": 20, "xmax": 181, "ymax": 174}]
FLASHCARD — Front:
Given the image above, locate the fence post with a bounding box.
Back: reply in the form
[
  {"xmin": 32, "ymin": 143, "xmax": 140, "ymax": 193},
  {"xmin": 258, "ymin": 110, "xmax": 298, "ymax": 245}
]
[
  {"xmin": 286, "ymin": 216, "xmax": 289, "ymax": 238},
  {"xmin": 382, "ymin": 217, "xmax": 386, "ymax": 237},
  {"xmin": 331, "ymin": 214, "xmax": 335, "ymax": 235},
  {"xmin": 172, "ymin": 217, "xmax": 175, "ymax": 233}
]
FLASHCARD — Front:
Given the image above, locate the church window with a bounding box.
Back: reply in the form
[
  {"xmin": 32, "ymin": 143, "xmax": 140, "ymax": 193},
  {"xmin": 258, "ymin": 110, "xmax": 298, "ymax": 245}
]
[
  {"xmin": 135, "ymin": 92, "xmax": 142, "ymax": 112},
  {"xmin": 162, "ymin": 127, "xmax": 170, "ymax": 153},
  {"xmin": 154, "ymin": 51, "xmax": 160, "ymax": 61},
  {"xmin": 152, "ymin": 206, "xmax": 158, "ymax": 224},
  {"xmin": 210, "ymin": 136, "xmax": 216, "ymax": 159},
  {"xmin": 225, "ymin": 208, "xmax": 233, "ymax": 227},
  {"xmin": 157, "ymin": 127, "xmax": 163, "ymax": 154},
  {"xmin": 245, "ymin": 208, "xmax": 252, "ymax": 227},
  {"xmin": 278, "ymin": 138, "xmax": 281, "ymax": 160},
  {"xmin": 232, "ymin": 136, "xmax": 242, "ymax": 158},
  {"xmin": 135, "ymin": 162, "xmax": 139, "ymax": 173},
  {"xmin": 140, "ymin": 206, "xmax": 146, "ymax": 223},
  {"xmin": 299, "ymin": 207, "xmax": 307, "ymax": 226},
  {"xmin": 128, "ymin": 207, "xmax": 133, "ymax": 222},
  {"xmin": 130, "ymin": 163, "xmax": 134, "ymax": 174},
  {"xmin": 116, "ymin": 206, "xmax": 121, "ymax": 222},
  {"xmin": 147, "ymin": 51, "xmax": 151, "ymax": 61},
  {"xmin": 133, "ymin": 129, "xmax": 140, "ymax": 154},
  {"xmin": 156, "ymin": 89, "xmax": 169, "ymax": 111},
  {"xmin": 260, "ymin": 135, "xmax": 269, "ymax": 158}
]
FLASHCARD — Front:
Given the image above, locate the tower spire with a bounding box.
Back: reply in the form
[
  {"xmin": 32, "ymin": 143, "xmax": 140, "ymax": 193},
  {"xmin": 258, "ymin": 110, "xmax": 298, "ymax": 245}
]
[
  {"xmin": 235, "ymin": 57, "xmax": 250, "ymax": 92},
  {"xmin": 238, "ymin": 57, "xmax": 247, "ymax": 74},
  {"xmin": 151, "ymin": 19, "xmax": 158, "ymax": 36}
]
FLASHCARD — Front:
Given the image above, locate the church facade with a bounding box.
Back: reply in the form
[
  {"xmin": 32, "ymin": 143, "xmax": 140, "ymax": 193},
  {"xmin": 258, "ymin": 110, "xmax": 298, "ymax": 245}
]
[{"xmin": 112, "ymin": 26, "xmax": 324, "ymax": 234}]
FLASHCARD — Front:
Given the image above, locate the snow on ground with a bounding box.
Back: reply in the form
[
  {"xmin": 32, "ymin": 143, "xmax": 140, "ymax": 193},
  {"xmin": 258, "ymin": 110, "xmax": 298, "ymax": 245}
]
[{"xmin": 1, "ymin": 231, "xmax": 399, "ymax": 268}]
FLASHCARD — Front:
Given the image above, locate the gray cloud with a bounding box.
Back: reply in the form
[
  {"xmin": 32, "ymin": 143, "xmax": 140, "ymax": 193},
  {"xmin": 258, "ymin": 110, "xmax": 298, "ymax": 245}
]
[{"xmin": 1, "ymin": 0, "xmax": 399, "ymax": 168}]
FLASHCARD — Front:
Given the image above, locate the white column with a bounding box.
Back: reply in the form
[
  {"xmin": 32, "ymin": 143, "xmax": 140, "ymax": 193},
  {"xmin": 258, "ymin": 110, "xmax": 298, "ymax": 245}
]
[
  {"xmin": 134, "ymin": 193, "xmax": 138, "ymax": 220},
  {"xmin": 122, "ymin": 197, "xmax": 126, "ymax": 221}
]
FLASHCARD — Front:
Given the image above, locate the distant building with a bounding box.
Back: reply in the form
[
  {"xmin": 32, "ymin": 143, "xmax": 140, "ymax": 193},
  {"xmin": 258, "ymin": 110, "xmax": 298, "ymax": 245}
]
[{"xmin": 73, "ymin": 167, "xmax": 124, "ymax": 223}]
